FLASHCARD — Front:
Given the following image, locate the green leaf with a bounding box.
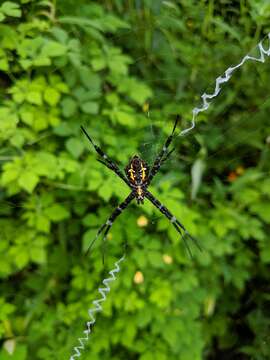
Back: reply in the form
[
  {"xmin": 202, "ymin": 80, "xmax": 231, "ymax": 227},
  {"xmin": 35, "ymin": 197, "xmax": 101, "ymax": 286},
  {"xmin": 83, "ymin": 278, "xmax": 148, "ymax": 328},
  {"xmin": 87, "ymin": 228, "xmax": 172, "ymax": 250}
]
[
  {"xmin": 0, "ymin": 58, "xmax": 9, "ymax": 71},
  {"xmin": 1, "ymin": 166, "xmax": 19, "ymax": 184},
  {"xmin": 26, "ymin": 91, "xmax": 42, "ymax": 105},
  {"xmin": 66, "ymin": 137, "xmax": 84, "ymax": 158},
  {"xmin": 250, "ymin": 202, "xmax": 270, "ymax": 223},
  {"xmin": 14, "ymin": 250, "xmax": 29, "ymax": 268},
  {"xmin": 18, "ymin": 172, "xmax": 39, "ymax": 193},
  {"xmin": 61, "ymin": 97, "xmax": 77, "ymax": 117},
  {"xmin": 58, "ymin": 16, "xmax": 103, "ymax": 30},
  {"xmin": 30, "ymin": 247, "xmax": 46, "ymax": 264},
  {"xmin": 41, "ymin": 41, "xmax": 67, "ymax": 58},
  {"xmin": 10, "ymin": 133, "xmax": 24, "ymax": 147},
  {"xmin": 80, "ymin": 101, "xmax": 99, "ymax": 114},
  {"xmin": 44, "ymin": 204, "xmax": 70, "ymax": 222},
  {"xmin": 0, "ymin": 108, "xmax": 18, "ymax": 140},
  {"xmin": 20, "ymin": 108, "xmax": 33, "ymax": 126},
  {"xmin": 53, "ymin": 122, "xmax": 75, "ymax": 136},
  {"xmin": 1, "ymin": 2, "xmax": 21, "ymax": 17},
  {"xmin": 82, "ymin": 213, "xmax": 99, "ymax": 227},
  {"xmin": 147, "ymin": 252, "xmax": 163, "ymax": 268},
  {"xmin": 91, "ymin": 57, "xmax": 106, "ymax": 71},
  {"xmin": 115, "ymin": 111, "xmax": 134, "ymax": 125},
  {"xmin": 140, "ymin": 351, "xmax": 154, "ymax": 360},
  {"xmin": 78, "ymin": 66, "xmax": 101, "ymax": 93},
  {"xmin": 117, "ymin": 78, "xmax": 152, "ymax": 105},
  {"xmin": 19, "ymin": 59, "xmax": 32, "ymax": 69},
  {"xmin": 50, "ymin": 27, "xmax": 68, "ymax": 44},
  {"xmin": 44, "ymin": 88, "xmax": 61, "ymax": 106},
  {"xmin": 36, "ymin": 214, "xmax": 50, "ymax": 233},
  {"xmin": 149, "ymin": 283, "xmax": 172, "ymax": 308},
  {"xmin": 33, "ymin": 56, "xmax": 51, "ymax": 67},
  {"xmin": 98, "ymin": 183, "xmax": 113, "ymax": 201},
  {"xmin": 82, "ymin": 228, "xmax": 99, "ymax": 252},
  {"xmin": 162, "ymin": 321, "xmax": 180, "ymax": 348}
]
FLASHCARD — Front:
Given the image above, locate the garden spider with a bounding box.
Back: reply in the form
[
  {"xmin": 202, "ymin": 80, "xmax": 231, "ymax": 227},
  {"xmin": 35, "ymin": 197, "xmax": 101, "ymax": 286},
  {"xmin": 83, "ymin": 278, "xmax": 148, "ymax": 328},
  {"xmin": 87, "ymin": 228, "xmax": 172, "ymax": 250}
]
[{"xmin": 81, "ymin": 116, "xmax": 201, "ymax": 257}]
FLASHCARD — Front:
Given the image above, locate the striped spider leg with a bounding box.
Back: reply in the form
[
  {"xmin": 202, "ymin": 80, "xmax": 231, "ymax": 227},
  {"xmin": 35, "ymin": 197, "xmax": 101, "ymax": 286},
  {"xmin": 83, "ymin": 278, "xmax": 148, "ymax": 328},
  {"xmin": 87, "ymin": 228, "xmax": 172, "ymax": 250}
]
[
  {"xmin": 145, "ymin": 190, "xmax": 202, "ymax": 257},
  {"xmin": 81, "ymin": 126, "xmax": 131, "ymax": 188},
  {"xmin": 147, "ymin": 115, "xmax": 180, "ymax": 185},
  {"xmin": 85, "ymin": 192, "xmax": 135, "ymax": 260}
]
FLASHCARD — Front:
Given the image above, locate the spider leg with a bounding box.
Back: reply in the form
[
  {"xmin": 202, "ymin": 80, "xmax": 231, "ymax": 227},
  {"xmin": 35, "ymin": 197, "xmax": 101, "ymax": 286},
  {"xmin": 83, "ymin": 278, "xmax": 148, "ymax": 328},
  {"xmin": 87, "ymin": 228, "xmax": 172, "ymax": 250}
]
[
  {"xmin": 161, "ymin": 147, "xmax": 175, "ymax": 165},
  {"xmin": 97, "ymin": 158, "xmax": 124, "ymax": 175},
  {"xmin": 97, "ymin": 159, "xmax": 130, "ymax": 188},
  {"xmin": 145, "ymin": 190, "xmax": 201, "ymax": 257},
  {"xmin": 85, "ymin": 192, "xmax": 135, "ymax": 256},
  {"xmin": 147, "ymin": 115, "xmax": 180, "ymax": 185},
  {"xmin": 81, "ymin": 126, "xmax": 131, "ymax": 188}
]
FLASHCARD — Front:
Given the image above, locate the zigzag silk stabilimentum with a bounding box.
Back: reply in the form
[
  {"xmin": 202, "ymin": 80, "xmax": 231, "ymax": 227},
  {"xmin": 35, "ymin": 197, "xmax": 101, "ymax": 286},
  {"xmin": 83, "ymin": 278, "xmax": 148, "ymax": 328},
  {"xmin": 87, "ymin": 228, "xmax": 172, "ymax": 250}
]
[
  {"xmin": 179, "ymin": 32, "xmax": 270, "ymax": 136},
  {"xmin": 70, "ymin": 255, "xmax": 125, "ymax": 360}
]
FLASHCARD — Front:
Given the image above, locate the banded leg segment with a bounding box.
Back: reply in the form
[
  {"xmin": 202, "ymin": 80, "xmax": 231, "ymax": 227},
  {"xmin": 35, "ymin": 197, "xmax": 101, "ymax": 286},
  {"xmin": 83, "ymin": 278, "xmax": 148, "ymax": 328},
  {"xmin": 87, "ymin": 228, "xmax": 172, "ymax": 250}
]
[
  {"xmin": 161, "ymin": 147, "xmax": 175, "ymax": 165},
  {"xmin": 86, "ymin": 192, "xmax": 135, "ymax": 254},
  {"xmin": 145, "ymin": 190, "xmax": 201, "ymax": 257},
  {"xmin": 97, "ymin": 159, "xmax": 131, "ymax": 188},
  {"xmin": 81, "ymin": 126, "xmax": 131, "ymax": 188},
  {"xmin": 147, "ymin": 115, "xmax": 179, "ymax": 185}
]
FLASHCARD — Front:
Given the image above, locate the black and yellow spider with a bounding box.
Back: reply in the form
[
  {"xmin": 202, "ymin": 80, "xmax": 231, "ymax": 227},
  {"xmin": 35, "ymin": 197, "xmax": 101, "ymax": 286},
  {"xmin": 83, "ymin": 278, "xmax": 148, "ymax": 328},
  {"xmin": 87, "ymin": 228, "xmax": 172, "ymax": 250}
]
[{"xmin": 81, "ymin": 116, "xmax": 201, "ymax": 257}]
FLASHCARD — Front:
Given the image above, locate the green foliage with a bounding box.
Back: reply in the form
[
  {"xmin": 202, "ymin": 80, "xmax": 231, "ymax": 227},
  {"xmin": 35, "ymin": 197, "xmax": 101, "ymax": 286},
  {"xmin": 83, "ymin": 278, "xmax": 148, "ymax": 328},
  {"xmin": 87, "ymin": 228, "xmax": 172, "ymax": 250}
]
[
  {"xmin": 0, "ymin": 1, "xmax": 270, "ymax": 359},
  {"xmin": 0, "ymin": 2, "xmax": 21, "ymax": 22}
]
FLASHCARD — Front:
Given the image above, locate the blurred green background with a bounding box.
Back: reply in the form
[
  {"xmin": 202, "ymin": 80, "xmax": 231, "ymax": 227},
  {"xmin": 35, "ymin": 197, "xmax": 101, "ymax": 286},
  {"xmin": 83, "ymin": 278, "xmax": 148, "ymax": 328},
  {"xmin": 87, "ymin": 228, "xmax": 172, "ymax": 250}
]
[{"xmin": 1, "ymin": 0, "xmax": 270, "ymax": 359}]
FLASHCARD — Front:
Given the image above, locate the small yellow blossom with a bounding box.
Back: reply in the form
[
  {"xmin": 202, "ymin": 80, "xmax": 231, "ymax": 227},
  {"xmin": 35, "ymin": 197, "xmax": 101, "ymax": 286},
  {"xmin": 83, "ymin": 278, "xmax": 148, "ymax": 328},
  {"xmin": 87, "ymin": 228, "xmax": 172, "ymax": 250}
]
[
  {"xmin": 204, "ymin": 297, "xmax": 216, "ymax": 317},
  {"xmin": 137, "ymin": 215, "xmax": 148, "ymax": 227},
  {"xmin": 107, "ymin": 233, "xmax": 112, "ymax": 240},
  {"xmin": 134, "ymin": 271, "xmax": 144, "ymax": 284},
  {"xmin": 142, "ymin": 102, "xmax": 149, "ymax": 113},
  {"xmin": 236, "ymin": 166, "xmax": 244, "ymax": 175},
  {"xmin": 163, "ymin": 254, "xmax": 173, "ymax": 264}
]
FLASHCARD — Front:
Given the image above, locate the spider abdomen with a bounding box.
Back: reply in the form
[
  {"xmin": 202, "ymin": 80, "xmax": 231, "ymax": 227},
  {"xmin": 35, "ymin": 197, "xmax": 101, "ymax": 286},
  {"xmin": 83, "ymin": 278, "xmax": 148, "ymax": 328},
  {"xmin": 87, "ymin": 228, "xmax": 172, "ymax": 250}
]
[
  {"xmin": 125, "ymin": 155, "xmax": 149, "ymax": 185},
  {"xmin": 125, "ymin": 155, "xmax": 149, "ymax": 203}
]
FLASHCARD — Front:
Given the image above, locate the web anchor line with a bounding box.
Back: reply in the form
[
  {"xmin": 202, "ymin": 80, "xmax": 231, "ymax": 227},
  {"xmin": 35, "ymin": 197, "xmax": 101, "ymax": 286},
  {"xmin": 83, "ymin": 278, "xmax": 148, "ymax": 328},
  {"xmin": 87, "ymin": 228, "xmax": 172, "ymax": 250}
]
[
  {"xmin": 179, "ymin": 32, "xmax": 270, "ymax": 136},
  {"xmin": 69, "ymin": 254, "xmax": 125, "ymax": 360}
]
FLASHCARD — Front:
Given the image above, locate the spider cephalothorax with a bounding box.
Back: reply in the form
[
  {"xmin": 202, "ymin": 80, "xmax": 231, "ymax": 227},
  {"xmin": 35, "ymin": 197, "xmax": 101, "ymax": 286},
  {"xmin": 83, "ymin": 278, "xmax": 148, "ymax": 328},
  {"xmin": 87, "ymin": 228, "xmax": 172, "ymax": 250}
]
[
  {"xmin": 81, "ymin": 115, "xmax": 201, "ymax": 258},
  {"xmin": 125, "ymin": 155, "xmax": 149, "ymax": 204}
]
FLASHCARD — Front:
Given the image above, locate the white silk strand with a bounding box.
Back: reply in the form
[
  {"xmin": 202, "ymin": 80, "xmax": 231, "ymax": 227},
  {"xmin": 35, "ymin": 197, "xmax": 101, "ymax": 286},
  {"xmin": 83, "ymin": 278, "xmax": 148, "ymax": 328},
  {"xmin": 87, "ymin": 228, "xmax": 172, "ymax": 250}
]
[
  {"xmin": 179, "ymin": 33, "xmax": 270, "ymax": 136},
  {"xmin": 69, "ymin": 255, "xmax": 125, "ymax": 360}
]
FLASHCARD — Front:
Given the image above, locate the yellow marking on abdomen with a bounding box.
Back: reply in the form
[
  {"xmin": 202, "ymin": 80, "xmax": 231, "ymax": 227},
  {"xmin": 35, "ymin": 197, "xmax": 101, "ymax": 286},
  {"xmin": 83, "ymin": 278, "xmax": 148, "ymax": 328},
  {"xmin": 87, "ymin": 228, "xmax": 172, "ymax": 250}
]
[
  {"xmin": 128, "ymin": 165, "xmax": 135, "ymax": 181},
  {"xmin": 141, "ymin": 164, "xmax": 147, "ymax": 181}
]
